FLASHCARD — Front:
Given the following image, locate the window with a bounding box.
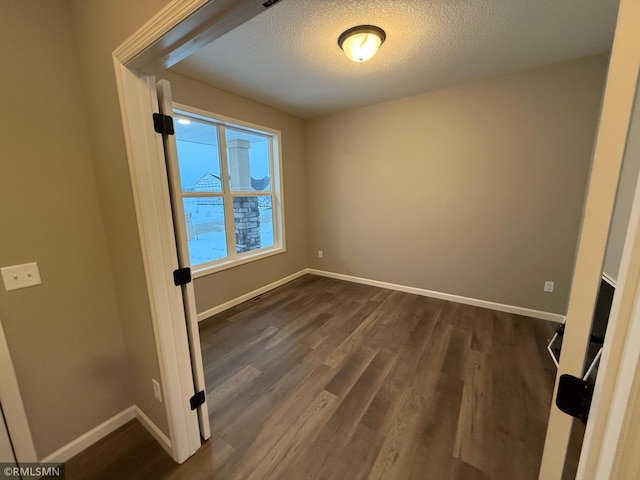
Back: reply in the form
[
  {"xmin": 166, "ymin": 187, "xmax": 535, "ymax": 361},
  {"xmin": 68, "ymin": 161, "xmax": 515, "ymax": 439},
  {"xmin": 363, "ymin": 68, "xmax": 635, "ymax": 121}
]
[{"xmin": 172, "ymin": 106, "xmax": 284, "ymax": 275}]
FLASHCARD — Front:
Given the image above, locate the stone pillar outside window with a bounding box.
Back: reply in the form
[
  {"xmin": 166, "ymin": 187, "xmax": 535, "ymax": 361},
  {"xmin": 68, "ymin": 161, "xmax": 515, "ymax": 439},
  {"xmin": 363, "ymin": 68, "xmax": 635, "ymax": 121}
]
[{"xmin": 228, "ymin": 139, "xmax": 261, "ymax": 253}]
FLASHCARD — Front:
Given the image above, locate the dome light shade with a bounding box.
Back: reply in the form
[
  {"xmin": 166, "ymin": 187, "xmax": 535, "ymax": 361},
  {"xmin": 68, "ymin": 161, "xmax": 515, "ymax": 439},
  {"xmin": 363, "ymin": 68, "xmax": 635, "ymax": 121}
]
[{"xmin": 338, "ymin": 25, "xmax": 386, "ymax": 62}]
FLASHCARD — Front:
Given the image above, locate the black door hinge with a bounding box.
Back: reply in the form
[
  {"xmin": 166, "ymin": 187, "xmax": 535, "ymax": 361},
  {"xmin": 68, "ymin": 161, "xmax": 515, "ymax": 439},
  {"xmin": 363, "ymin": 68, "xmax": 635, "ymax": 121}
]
[
  {"xmin": 556, "ymin": 374, "xmax": 594, "ymax": 423},
  {"xmin": 190, "ymin": 390, "xmax": 205, "ymax": 410},
  {"xmin": 153, "ymin": 113, "xmax": 175, "ymax": 135},
  {"xmin": 173, "ymin": 267, "xmax": 192, "ymax": 286}
]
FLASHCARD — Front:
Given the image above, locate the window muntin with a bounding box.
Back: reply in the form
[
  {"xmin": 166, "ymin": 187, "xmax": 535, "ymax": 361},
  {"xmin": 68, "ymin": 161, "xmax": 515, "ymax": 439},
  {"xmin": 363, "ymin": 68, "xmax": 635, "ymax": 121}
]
[{"xmin": 173, "ymin": 107, "xmax": 283, "ymax": 274}]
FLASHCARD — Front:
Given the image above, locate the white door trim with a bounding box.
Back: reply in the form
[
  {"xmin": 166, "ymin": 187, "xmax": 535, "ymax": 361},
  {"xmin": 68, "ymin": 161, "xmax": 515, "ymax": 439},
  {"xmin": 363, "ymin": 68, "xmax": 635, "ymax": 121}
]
[
  {"xmin": 576, "ymin": 3, "xmax": 640, "ymax": 477},
  {"xmin": 539, "ymin": 0, "xmax": 640, "ymax": 477},
  {"xmin": 112, "ymin": 0, "xmax": 272, "ymax": 463},
  {"xmin": 0, "ymin": 314, "xmax": 37, "ymax": 463},
  {"xmin": 112, "ymin": 59, "xmax": 200, "ymax": 463}
]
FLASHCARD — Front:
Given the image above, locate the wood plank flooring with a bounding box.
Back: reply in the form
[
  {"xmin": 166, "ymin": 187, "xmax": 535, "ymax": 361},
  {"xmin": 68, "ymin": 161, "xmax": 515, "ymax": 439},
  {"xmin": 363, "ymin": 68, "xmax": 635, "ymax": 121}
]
[{"xmin": 65, "ymin": 274, "xmax": 557, "ymax": 479}]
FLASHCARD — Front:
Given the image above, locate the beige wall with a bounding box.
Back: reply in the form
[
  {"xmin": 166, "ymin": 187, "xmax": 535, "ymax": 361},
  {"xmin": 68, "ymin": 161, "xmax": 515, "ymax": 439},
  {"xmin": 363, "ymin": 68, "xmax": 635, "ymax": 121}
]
[
  {"xmin": 0, "ymin": 0, "xmax": 133, "ymax": 458},
  {"xmin": 305, "ymin": 56, "xmax": 607, "ymax": 314},
  {"xmin": 161, "ymin": 72, "xmax": 308, "ymax": 314},
  {"xmin": 65, "ymin": 0, "xmax": 173, "ymax": 437}
]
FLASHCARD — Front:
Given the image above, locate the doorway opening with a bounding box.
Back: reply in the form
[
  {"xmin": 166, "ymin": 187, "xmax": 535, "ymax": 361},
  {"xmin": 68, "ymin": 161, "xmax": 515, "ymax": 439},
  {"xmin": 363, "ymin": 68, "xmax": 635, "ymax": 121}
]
[{"xmin": 113, "ymin": 1, "xmax": 640, "ymax": 478}]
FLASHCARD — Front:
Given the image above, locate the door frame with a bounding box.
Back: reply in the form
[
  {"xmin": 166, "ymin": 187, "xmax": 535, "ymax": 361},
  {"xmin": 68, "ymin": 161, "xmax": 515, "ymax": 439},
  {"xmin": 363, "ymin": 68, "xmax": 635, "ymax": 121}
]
[
  {"xmin": 575, "ymin": 2, "xmax": 640, "ymax": 477},
  {"xmin": 113, "ymin": 0, "xmax": 640, "ymax": 472},
  {"xmin": 0, "ymin": 314, "xmax": 37, "ymax": 463},
  {"xmin": 112, "ymin": 0, "xmax": 273, "ymax": 463},
  {"xmin": 538, "ymin": 0, "xmax": 640, "ymax": 477},
  {"xmin": 582, "ymin": 193, "xmax": 640, "ymax": 477}
]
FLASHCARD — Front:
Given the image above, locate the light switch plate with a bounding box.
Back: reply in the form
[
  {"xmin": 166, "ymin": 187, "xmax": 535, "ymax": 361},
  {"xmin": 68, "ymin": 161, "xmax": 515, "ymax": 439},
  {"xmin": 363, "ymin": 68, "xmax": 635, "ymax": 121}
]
[
  {"xmin": 1, "ymin": 262, "xmax": 42, "ymax": 291},
  {"xmin": 152, "ymin": 379, "xmax": 162, "ymax": 402}
]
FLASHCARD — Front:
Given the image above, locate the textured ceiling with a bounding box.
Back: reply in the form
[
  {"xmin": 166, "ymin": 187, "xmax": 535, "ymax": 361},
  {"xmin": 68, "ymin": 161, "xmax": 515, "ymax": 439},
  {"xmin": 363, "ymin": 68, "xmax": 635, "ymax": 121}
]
[{"xmin": 171, "ymin": 0, "xmax": 619, "ymax": 119}]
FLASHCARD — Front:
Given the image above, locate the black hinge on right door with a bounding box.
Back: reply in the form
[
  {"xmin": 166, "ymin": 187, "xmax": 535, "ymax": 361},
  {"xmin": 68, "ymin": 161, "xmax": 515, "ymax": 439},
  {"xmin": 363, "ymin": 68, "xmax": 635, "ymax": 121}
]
[
  {"xmin": 153, "ymin": 113, "xmax": 175, "ymax": 135},
  {"xmin": 190, "ymin": 390, "xmax": 205, "ymax": 410},
  {"xmin": 556, "ymin": 374, "xmax": 594, "ymax": 423},
  {"xmin": 173, "ymin": 267, "xmax": 192, "ymax": 286}
]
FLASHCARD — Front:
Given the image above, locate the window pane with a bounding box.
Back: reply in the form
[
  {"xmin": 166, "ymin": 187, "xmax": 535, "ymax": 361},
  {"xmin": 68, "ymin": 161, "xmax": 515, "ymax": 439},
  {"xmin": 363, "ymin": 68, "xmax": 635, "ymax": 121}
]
[
  {"xmin": 174, "ymin": 115, "xmax": 222, "ymax": 193},
  {"xmin": 183, "ymin": 197, "xmax": 227, "ymax": 265},
  {"xmin": 226, "ymin": 128, "xmax": 271, "ymax": 192},
  {"xmin": 233, "ymin": 196, "xmax": 274, "ymax": 254}
]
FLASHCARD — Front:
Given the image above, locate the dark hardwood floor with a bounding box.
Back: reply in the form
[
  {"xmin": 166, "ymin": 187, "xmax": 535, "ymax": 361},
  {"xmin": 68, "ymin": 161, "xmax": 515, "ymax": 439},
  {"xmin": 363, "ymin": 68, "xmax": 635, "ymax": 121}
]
[{"xmin": 65, "ymin": 274, "xmax": 557, "ymax": 479}]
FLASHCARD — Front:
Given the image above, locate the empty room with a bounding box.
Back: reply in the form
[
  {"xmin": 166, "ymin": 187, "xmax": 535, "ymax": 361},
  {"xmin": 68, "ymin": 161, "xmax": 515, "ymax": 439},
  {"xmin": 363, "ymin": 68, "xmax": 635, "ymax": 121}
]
[{"xmin": 3, "ymin": 1, "xmax": 640, "ymax": 480}]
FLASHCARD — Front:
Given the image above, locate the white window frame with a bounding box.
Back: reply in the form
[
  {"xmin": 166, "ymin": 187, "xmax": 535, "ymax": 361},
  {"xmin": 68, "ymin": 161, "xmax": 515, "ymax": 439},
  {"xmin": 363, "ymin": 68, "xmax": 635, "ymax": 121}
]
[{"xmin": 173, "ymin": 103, "xmax": 286, "ymax": 278}]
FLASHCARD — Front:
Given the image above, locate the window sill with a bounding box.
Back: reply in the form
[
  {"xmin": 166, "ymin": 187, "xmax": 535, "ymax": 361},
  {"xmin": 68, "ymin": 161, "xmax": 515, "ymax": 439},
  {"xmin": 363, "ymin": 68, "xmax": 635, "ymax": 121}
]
[{"xmin": 191, "ymin": 246, "xmax": 285, "ymax": 279}]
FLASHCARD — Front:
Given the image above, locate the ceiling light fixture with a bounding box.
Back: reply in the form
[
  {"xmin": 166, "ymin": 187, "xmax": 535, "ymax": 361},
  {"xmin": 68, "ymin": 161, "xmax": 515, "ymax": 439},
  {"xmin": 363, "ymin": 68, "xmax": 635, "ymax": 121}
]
[{"xmin": 338, "ymin": 25, "xmax": 386, "ymax": 63}]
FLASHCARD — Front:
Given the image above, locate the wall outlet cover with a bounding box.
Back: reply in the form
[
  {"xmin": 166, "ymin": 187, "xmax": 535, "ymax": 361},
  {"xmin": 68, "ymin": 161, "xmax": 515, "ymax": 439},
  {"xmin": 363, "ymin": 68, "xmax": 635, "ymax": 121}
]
[{"xmin": 1, "ymin": 262, "xmax": 42, "ymax": 291}]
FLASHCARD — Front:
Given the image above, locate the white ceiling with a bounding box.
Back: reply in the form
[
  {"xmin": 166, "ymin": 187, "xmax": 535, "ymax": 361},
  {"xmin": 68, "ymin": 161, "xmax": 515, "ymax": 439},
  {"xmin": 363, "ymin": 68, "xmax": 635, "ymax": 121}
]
[{"xmin": 171, "ymin": 0, "xmax": 619, "ymax": 119}]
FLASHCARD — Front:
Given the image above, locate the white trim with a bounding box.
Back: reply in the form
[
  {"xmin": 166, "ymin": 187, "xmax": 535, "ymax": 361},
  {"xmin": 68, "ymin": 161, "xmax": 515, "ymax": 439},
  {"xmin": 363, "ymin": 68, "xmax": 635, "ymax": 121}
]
[
  {"xmin": 196, "ymin": 269, "xmax": 308, "ymax": 322},
  {"xmin": 39, "ymin": 406, "xmax": 172, "ymax": 464},
  {"xmin": 0, "ymin": 315, "xmax": 37, "ymax": 463},
  {"xmin": 135, "ymin": 406, "xmax": 172, "ymax": 456},
  {"xmin": 196, "ymin": 267, "xmax": 565, "ymax": 324},
  {"xmin": 219, "ymin": 120, "xmax": 236, "ymax": 257},
  {"xmin": 583, "ymin": 348, "xmax": 603, "ymax": 382},
  {"xmin": 113, "ymin": 60, "xmax": 199, "ymax": 463},
  {"xmin": 41, "ymin": 407, "xmax": 136, "ymax": 463},
  {"xmin": 547, "ymin": 318, "xmax": 566, "ymax": 368},
  {"xmin": 592, "ymin": 286, "xmax": 640, "ymax": 478},
  {"xmin": 192, "ymin": 248, "xmax": 285, "ymax": 278},
  {"xmin": 602, "ymin": 272, "xmax": 617, "ymax": 288},
  {"xmin": 173, "ymin": 102, "xmax": 281, "ymax": 137},
  {"xmin": 307, "ymin": 269, "xmax": 565, "ymax": 323},
  {"xmin": 111, "ymin": 0, "xmax": 209, "ymax": 67},
  {"xmin": 577, "ymin": 23, "xmax": 640, "ymax": 472},
  {"xmin": 113, "ymin": 0, "xmax": 271, "ymax": 464},
  {"xmin": 115, "ymin": 0, "xmax": 270, "ymax": 74}
]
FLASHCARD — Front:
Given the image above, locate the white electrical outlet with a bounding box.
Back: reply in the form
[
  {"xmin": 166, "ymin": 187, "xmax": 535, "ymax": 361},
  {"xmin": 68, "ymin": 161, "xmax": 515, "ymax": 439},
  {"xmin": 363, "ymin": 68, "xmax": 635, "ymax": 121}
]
[
  {"xmin": 318, "ymin": 250, "xmax": 323, "ymax": 258},
  {"xmin": 152, "ymin": 379, "xmax": 162, "ymax": 402},
  {"xmin": 544, "ymin": 281, "xmax": 555, "ymax": 293},
  {"xmin": 1, "ymin": 262, "xmax": 42, "ymax": 291}
]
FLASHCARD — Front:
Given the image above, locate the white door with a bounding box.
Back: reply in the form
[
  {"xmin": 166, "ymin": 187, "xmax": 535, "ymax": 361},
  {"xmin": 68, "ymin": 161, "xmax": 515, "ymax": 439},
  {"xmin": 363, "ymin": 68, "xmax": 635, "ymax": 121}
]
[{"xmin": 156, "ymin": 79, "xmax": 211, "ymax": 441}]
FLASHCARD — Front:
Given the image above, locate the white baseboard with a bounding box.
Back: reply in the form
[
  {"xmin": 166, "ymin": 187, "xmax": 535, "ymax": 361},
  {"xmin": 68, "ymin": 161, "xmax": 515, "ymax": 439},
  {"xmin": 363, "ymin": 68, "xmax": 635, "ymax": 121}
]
[
  {"xmin": 39, "ymin": 268, "xmax": 561, "ymax": 465},
  {"xmin": 195, "ymin": 267, "xmax": 565, "ymax": 323},
  {"xmin": 135, "ymin": 406, "xmax": 172, "ymax": 455},
  {"xmin": 41, "ymin": 406, "xmax": 136, "ymax": 463},
  {"xmin": 307, "ymin": 268, "xmax": 565, "ymax": 323},
  {"xmin": 40, "ymin": 405, "xmax": 172, "ymax": 463},
  {"xmin": 196, "ymin": 269, "xmax": 308, "ymax": 322}
]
